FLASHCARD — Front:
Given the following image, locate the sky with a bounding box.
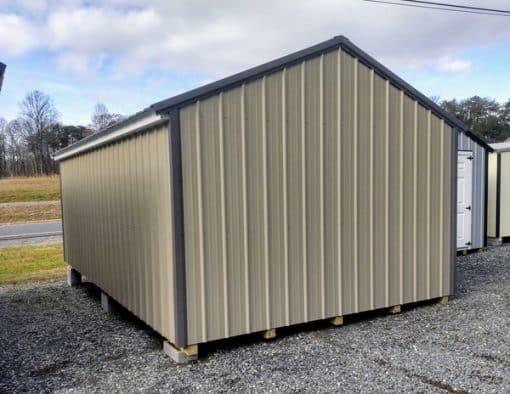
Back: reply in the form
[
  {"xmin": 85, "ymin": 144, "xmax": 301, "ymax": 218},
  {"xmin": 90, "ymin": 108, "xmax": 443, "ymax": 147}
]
[{"xmin": 1, "ymin": 0, "xmax": 510, "ymax": 126}]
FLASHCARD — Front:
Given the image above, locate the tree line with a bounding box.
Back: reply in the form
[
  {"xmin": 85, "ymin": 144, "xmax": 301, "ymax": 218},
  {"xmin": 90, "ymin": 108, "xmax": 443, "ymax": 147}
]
[
  {"xmin": 1, "ymin": 91, "xmax": 509, "ymax": 178},
  {"xmin": 438, "ymin": 96, "xmax": 510, "ymax": 143},
  {"xmin": 0, "ymin": 91, "xmax": 124, "ymax": 177}
]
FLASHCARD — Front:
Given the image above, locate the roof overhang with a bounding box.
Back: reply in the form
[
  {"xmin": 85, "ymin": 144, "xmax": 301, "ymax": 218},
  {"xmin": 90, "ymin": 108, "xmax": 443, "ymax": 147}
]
[
  {"xmin": 53, "ymin": 109, "xmax": 168, "ymax": 161},
  {"xmin": 490, "ymin": 142, "xmax": 510, "ymax": 153}
]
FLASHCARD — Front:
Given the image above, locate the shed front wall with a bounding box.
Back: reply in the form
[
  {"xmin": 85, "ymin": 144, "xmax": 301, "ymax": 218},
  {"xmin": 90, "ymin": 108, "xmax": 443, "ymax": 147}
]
[
  {"xmin": 180, "ymin": 49, "xmax": 454, "ymax": 345},
  {"xmin": 501, "ymin": 153, "xmax": 510, "ymax": 237},
  {"xmin": 60, "ymin": 124, "xmax": 176, "ymax": 342},
  {"xmin": 457, "ymin": 132, "xmax": 486, "ymax": 249},
  {"xmin": 487, "ymin": 152, "xmax": 498, "ymax": 237}
]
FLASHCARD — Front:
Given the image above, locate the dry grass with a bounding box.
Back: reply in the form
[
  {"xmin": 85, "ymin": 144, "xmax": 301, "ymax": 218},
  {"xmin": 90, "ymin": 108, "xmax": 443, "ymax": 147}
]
[
  {"xmin": 0, "ymin": 176, "xmax": 60, "ymax": 202},
  {"xmin": 0, "ymin": 201, "xmax": 61, "ymax": 224},
  {"xmin": 0, "ymin": 244, "xmax": 66, "ymax": 285}
]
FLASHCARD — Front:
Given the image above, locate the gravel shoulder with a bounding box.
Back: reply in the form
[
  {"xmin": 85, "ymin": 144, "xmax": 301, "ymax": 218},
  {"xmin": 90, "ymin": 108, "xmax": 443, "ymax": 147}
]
[{"xmin": 1, "ymin": 246, "xmax": 509, "ymax": 392}]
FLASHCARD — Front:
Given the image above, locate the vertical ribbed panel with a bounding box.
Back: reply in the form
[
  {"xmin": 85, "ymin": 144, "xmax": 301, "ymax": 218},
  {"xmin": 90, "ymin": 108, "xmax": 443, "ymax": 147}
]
[
  {"xmin": 487, "ymin": 153, "xmax": 498, "ymax": 237},
  {"xmin": 178, "ymin": 49, "xmax": 454, "ymax": 345},
  {"xmin": 60, "ymin": 125, "xmax": 176, "ymax": 342},
  {"xmin": 500, "ymin": 153, "xmax": 510, "ymax": 236},
  {"xmin": 457, "ymin": 131, "xmax": 486, "ymax": 249}
]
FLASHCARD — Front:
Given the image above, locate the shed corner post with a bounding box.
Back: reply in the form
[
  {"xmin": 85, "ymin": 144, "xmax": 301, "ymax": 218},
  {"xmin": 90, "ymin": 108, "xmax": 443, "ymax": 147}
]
[
  {"xmin": 58, "ymin": 162, "xmax": 66, "ymax": 262},
  {"xmin": 483, "ymin": 148, "xmax": 489, "ymax": 248},
  {"xmin": 450, "ymin": 128, "xmax": 459, "ymax": 297},
  {"xmin": 168, "ymin": 108, "xmax": 189, "ymax": 350},
  {"xmin": 496, "ymin": 152, "xmax": 502, "ymax": 240}
]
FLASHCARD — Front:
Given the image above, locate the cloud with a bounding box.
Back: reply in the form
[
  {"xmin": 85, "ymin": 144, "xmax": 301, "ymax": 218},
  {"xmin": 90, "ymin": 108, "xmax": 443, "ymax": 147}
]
[
  {"xmin": 436, "ymin": 58, "xmax": 471, "ymax": 73},
  {"xmin": 0, "ymin": 14, "xmax": 40, "ymax": 55},
  {"xmin": 2, "ymin": 0, "xmax": 510, "ymax": 80}
]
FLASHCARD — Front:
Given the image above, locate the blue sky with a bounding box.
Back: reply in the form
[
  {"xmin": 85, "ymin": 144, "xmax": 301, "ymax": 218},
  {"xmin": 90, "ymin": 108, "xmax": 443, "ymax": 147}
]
[{"xmin": 1, "ymin": 0, "xmax": 510, "ymax": 125}]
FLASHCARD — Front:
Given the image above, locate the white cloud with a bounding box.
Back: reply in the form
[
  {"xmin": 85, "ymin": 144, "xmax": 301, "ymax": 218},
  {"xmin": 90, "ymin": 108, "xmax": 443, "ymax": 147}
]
[
  {"xmin": 3, "ymin": 0, "xmax": 510, "ymax": 79},
  {"xmin": 0, "ymin": 14, "xmax": 40, "ymax": 55},
  {"xmin": 436, "ymin": 58, "xmax": 471, "ymax": 73}
]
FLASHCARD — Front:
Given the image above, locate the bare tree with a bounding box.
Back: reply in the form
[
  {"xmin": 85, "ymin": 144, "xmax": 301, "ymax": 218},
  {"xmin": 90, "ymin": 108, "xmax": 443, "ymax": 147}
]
[
  {"xmin": 0, "ymin": 118, "xmax": 7, "ymax": 177},
  {"xmin": 19, "ymin": 90, "xmax": 59, "ymax": 175},
  {"xmin": 91, "ymin": 103, "xmax": 124, "ymax": 132}
]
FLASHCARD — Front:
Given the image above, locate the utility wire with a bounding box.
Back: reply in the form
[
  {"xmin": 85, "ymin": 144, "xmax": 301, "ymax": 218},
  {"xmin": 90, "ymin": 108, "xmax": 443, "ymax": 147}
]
[
  {"xmin": 401, "ymin": 0, "xmax": 510, "ymax": 15},
  {"xmin": 363, "ymin": 0, "xmax": 510, "ymax": 16}
]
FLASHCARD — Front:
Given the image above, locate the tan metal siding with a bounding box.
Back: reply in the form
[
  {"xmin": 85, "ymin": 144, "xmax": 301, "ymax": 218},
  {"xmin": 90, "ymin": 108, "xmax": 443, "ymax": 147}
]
[
  {"xmin": 60, "ymin": 125, "xmax": 176, "ymax": 342},
  {"xmin": 180, "ymin": 49, "xmax": 454, "ymax": 345},
  {"xmin": 501, "ymin": 153, "xmax": 510, "ymax": 236},
  {"xmin": 487, "ymin": 153, "xmax": 498, "ymax": 237}
]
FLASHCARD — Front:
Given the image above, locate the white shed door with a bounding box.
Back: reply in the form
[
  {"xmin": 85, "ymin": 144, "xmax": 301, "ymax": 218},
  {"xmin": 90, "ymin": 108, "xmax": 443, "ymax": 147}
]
[{"xmin": 457, "ymin": 151, "xmax": 473, "ymax": 249}]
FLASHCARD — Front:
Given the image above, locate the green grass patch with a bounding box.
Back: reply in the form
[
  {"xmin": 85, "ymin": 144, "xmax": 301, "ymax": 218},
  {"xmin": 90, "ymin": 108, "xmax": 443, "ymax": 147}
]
[
  {"xmin": 0, "ymin": 176, "xmax": 60, "ymax": 202},
  {"xmin": 0, "ymin": 244, "xmax": 66, "ymax": 285}
]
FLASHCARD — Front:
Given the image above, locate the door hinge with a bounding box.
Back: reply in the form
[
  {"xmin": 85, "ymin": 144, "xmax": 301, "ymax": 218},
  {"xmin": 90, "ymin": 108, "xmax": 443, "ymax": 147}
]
[{"xmin": 466, "ymin": 206, "xmax": 471, "ymax": 211}]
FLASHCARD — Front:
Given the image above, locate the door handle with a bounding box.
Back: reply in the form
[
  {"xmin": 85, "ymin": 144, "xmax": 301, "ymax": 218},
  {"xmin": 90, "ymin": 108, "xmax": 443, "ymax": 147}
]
[{"xmin": 465, "ymin": 206, "xmax": 471, "ymax": 211}]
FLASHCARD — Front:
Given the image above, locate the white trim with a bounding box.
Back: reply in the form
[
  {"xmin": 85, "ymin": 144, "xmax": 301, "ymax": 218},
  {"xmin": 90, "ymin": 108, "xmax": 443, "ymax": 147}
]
[
  {"xmin": 53, "ymin": 111, "xmax": 167, "ymax": 161},
  {"xmin": 490, "ymin": 141, "xmax": 510, "ymax": 153}
]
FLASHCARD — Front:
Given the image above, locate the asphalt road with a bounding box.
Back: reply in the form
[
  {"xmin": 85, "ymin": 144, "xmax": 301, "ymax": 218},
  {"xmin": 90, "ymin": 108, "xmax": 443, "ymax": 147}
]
[{"xmin": 0, "ymin": 220, "xmax": 62, "ymax": 247}]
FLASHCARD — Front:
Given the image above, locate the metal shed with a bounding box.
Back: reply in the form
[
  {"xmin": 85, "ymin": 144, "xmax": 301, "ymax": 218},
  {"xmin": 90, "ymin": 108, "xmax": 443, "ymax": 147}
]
[
  {"xmin": 487, "ymin": 141, "xmax": 510, "ymax": 243},
  {"xmin": 55, "ymin": 36, "xmax": 465, "ymax": 362},
  {"xmin": 456, "ymin": 131, "xmax": 492, "ymax": 252}
]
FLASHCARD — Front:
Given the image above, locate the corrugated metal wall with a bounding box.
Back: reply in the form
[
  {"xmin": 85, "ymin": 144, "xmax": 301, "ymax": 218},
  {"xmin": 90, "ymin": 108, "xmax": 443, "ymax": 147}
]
[
  {"xmin": 180, "ymin": 49, "xmax": 454, "ymax": 345},
  {"xmin": 500, "ymin": 153, "xmax": 510, "ymax": 236},
  {"xmin": 489, "ymin": 152, "xmax": 510, "ymax": 238},
  {"xmin": 60, "ymin": 124, "xmax": 176, "ymax": 343},
  {"xmin": 457, "ymin": 132, "xmax": 486, "ymax": 249},
  {"xmin": 487, "ymin": 153, "xmax": 498, "ymax": 237}
]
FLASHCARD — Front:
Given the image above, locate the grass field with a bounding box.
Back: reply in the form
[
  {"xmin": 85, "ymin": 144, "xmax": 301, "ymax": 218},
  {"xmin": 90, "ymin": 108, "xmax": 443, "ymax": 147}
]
[
  {"xmin": 0, "ymin": 244, "xmax": 66, "ymax": 285},
  {"xmin": 0, "ymin": 201, "xmax": 61, "ymax": 225},
  {"xmin": 0, "ymin": 176, "xmax": 60, "ymax": 203}
]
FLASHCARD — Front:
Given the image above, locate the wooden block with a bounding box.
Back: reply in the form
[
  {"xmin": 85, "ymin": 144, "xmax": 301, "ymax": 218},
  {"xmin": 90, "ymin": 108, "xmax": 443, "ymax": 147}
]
[
  {"xmin": 163, "ymin": 342, "xmax": 198, "ymax": 363},
  {"xmin": 329, "ymin": 316, "xmax": 344, "ymax": 326},
  {"xmin": 389, "ymin": 305, "xmax": 401, "ymax": 314},
  {"xmin": 262, "ymin": 328, "xmax": 276, "ymax": 339},
  {"xmin": 439, "ymin": 296, "xmax": 449, "ymax": 305}
]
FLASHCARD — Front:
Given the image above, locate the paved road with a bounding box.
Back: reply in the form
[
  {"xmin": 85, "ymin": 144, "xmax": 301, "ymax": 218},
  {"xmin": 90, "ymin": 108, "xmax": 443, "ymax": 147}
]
[{"xmin": 0, "ymin": 220, "xmax": 62, "ymax": 247}]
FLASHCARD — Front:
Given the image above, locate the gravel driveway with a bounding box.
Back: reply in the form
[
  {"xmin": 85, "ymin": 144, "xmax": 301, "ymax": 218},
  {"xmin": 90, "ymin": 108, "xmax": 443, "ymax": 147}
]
[{"xmin": 1, "ymin": 246, "xmax": 509, "ymax": 392}]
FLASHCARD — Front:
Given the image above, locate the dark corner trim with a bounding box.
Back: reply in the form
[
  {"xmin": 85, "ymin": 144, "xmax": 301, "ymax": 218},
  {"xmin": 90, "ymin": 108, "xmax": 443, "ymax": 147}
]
[
  {"xmin": 451, "ymin": 129, "xmax": 458, "ymax": 296},
  {"xmin": 483, "ymin": 151, "xmax": 489, "ymax": 247},
  {"xmin": 496, "ymin": 153, "xmax": 502, "ymax": 239},
  {"xmin": 59, "ymin": 167, "xmax": 66, "ymax": 261},
  {"xmin": 168, "ymin": 109, "xmax": 188, "ymax": 347}
]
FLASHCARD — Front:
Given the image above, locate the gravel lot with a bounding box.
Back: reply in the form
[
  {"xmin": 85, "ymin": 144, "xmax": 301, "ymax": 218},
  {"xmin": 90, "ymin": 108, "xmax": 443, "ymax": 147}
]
[{"xmin": 1, "ymin": 246, "xmax": 509, "ymax": 393}]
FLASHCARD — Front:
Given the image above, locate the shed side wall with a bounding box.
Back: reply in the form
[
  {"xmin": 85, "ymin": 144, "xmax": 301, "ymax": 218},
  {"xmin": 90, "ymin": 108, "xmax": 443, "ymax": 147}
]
[
  {"xmin": 457, "ymin": 132, "xmax": 486, "ymax": 249},
  {"xmin": 180, "ymin": 49, "xmax": 453, "ymax": 345},
  {"xmin": 60, "ymin": 124, "xmax": 176, "ymax": 342}
]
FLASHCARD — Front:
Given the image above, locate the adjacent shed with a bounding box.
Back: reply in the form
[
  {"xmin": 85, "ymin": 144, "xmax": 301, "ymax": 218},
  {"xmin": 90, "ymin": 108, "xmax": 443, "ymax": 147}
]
[
  {"xmin": 487, "ymin": 141, "xmax": 510, "ymax": 243},
  {"xmin": 456, "ymin": 131, "xmax": 492, "ymax": 251},
  {"xmin": 54, "ymin": 36, "xmax": 461, "ymax": 362}
]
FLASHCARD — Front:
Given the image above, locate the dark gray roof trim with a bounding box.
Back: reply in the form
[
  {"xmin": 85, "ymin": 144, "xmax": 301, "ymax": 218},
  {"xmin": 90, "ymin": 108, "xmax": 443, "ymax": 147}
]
[
  {"xmin": 151, "ymin": 35, "xmax": 493, "ymax": 152},
  {"xmin": 55, "ymin": 36, "xmax": 492, "ymax": 159},
  {"xmin": 0, "ymin": 62, "xmax": 6, "ymax": 92}
]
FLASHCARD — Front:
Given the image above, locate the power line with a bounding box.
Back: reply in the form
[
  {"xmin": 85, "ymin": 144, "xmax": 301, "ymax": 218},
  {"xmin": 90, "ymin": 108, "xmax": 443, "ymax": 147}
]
[
  {"xmin": 362, "ymin": 0, "xmax": 510, "ymax": 16},
  {"xmin": 401, "ymin": 0, "xmax": 510, "ymax": 15}
]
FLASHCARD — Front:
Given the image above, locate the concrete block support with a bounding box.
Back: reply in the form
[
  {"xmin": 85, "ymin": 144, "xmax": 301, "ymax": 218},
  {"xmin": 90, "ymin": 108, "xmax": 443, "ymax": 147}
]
[
  {"xmin": 163, "ymin": 342, "xmax": 198, "ymax": 363},
  {"xmin": 101, "ymin": 291, "xmax": 114, "ymax": 313},
  {"xmin": 67, "ymin": 267, "xmax": 82, "ymax": 286},
  {"xmin": 488, "ymin": 237, "xmax": 503, "ymax": 246}
]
